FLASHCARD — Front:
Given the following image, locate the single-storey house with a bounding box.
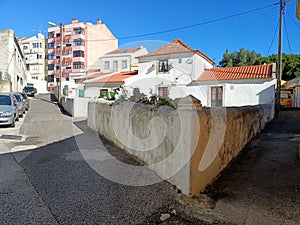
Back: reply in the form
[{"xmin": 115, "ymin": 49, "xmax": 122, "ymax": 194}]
[{"xmin": 188, "ymin": 63, "xmax": 277, "ymax": 107}]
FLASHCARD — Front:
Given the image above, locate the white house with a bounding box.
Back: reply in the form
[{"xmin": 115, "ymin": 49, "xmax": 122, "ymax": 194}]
[
  {"xmin": 99, "ymin": 46, "xmax": 148, "ymax": 73},
  {"xmin": 0, "ymin": 29, "xmax": 28, "ymax": 92},
  {"xmin": 123, "ymin": 39, "xmax": 215, "ymax": 99},
  {"xmin": 19, "ymin": 33, "xmax": 48, "ymax": 93},
  {"xmin": 81, "ymin": 47, "xmax": 148, "ymax": 98},
  {"xmin": 189, "ymin": 63, "xmax": 277, "ymax": 107}
]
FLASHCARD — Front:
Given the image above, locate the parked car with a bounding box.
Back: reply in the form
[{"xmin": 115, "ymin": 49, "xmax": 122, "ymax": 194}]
[
  {"xmin": 20, "ymin": 92, "xmax": 29, "ymax": 111},
  {"xmin": 24, "ymin": 86, "xmax": 36, "ymax": 97},
  {"xmin": 0, "ymin": 93, "xmax": 19, "ymax": 127},
  {"xmin": 13, "ymin": 92, "xmax": 25, "ymax": 118}
]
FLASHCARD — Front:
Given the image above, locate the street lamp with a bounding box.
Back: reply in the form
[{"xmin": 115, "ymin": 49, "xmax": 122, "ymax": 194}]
[{"xmin": 48, "ymin": 21, "xmax": 63, "ymax": 105}]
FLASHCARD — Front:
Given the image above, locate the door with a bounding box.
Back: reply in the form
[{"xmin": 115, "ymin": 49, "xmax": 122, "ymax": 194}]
[{"xmin": 211, "ymin": 86, "xmax": 223, "ymax": 107}]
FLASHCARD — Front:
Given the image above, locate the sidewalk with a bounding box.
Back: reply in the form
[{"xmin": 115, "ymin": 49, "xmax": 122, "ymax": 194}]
[{"xmin": 185, "ymin": 109, "xmax": 300, "ymax": 225}]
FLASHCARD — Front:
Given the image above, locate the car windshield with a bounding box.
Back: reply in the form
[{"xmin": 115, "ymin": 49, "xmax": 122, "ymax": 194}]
[
  {"xmin": 25, "ymin": 87, "xmax": 34, "ymax": 92},
  {"xmin": 21, "ymin": 93, "xmax": 28, "ymax": 99},
  {"xmin": 0, "ymin": 95, "xmax": 11, "ymax": 105},
  {"xmin": 14, "ymin": 94, "xmax": 22, "ymax": 102}
]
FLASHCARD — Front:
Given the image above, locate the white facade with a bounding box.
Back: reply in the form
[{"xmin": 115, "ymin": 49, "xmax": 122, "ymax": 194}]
[
  {"xmin": 19, "ymin": 33, "xmax": 46, "ymax": 82},
  {"xmin": 189, "ymin": 79, "xmax": 276, "ymax": 107},
  {"xmin": 0, "ymin": 29, "xmax": 27, "ymax": 92},
  {"xmin": 99, "ymin": 46, "xmax": 148, "ymax": 73},
  {"xmin": 124, "ymin": 52, "xmax": 214, "ymax": 98}
]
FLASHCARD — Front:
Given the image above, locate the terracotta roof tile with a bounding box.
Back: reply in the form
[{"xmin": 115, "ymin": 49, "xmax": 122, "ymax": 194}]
[
  {"xmin": 195, "ymin": 64, "xmax": 274, "ymax": 82},
  {"xmin": 84, "ymin": 71, "xmax": 138, "ymax": 84},
  {"xmin": 138, "ymin": 39, "xmax": 215, "ymax": 65},
  {"xmin": 105, "ymin": 48, "xmax": 140, "ymax": 55}
]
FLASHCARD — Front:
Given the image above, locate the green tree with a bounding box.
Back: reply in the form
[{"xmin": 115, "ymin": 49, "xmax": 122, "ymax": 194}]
[
  {"xmin": 255, "ymin": 54, "xmax": 300, "ymax": 81},
  {"xmin": 219, "ymin": 49, "xmax": 300, "ymax": 81},
  {"xmin": 219, "ymin": 48, "xmax": 261, "ymax": 67}
]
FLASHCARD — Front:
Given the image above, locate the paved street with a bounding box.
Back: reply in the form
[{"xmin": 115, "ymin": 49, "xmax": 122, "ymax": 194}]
[
  {"xmin": 1, "ymin": 95, "xmax": 300, "ymax": 225},
  {"xmin": 0, "ymin": 96, "xmax": 207, "ymax": 225}
]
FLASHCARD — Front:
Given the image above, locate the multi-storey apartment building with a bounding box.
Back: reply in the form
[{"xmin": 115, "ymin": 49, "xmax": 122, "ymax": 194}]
[
  {"xmin": 0, "ymin": 29, "xmax": 27, "ymax": 92},
  {"xmin": 46, "ymin": 18, "xmax": 118, "ymax": 90},
  {"xmin": 19, "ymin": 33, "xmax": 46, "ymax": 81}
]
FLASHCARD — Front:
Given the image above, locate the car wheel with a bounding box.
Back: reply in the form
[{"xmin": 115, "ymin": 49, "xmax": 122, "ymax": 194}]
[
  {"xmin": 16, "ymin": 114, "xmax": 19, "ymax": 121},
  {"xmin": 20, "ymin": 113, "xmax": 23, "ymax": 118}
]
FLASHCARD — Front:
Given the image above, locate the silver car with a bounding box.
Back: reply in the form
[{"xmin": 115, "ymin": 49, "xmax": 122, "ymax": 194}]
[
  {"xmin": 20, "ymin": 92, "xmax": 29, "ymax": 111},
  {"xmin": 0, "ymin": 93, "xmax": 19, "ymax": 127},
  {"xmin": 13, "ymin": 92, "xmax": 25, "ymax": 118}
]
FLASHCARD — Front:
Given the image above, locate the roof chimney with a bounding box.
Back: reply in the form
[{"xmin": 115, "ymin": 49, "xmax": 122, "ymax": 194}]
[
  {"xmin": 72, "ymin": 18, "xmax": 78, "ymax": 24},
  {"xmin": 97, "ymin": 19, "xmax": 102, "ymax": 24}
]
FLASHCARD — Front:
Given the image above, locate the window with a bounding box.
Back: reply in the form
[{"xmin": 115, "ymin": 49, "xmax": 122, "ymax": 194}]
[
  {"xmin": 48, "ymin": 42, "xmax": 54, "ymax": 49},
  {"xmin": 47, "ymin": 75, "xmax": 54, "ymax": 82},
  {"xmin": 56, "ymin": 55, "xmax": 60, "ymax": 59},
  {"xmin": 66, "ymin": 43, "xmax": 72, "ymax": 47},
  {"xmin": 178, "ymin": 58, "xmax": 182, "ymax": 64},
  {"xmin": 56, "ymin": 33, "xmax": 61, "ymax": 37},
  {"xmin": 48, "ymin": 64, "xmax": 54, "ymax": 70},
  {"xmin": 73, "ymin": 38, "xmax": 85, "ymax": 46},
  {"xmin": 32, "ymin": 42, "xmax": 41, "ymax": 48},
  {"xmin": 211, "ymin": 86, "xmax": 223, "ymax": 107},
  {"xmin": 73, "ymin": 50, "xmax": 84, "ymax": 58},
  {"xmin": 104, "ymin": 61, "xmax": 110, "ymax": 70},
  {"xmin": 158, "ymin": 60, "xmax": 169, "ymax": 73},
  {"xmin": 73, "ymin": 62, "xmax": 84, "ymax": 69},
  {"xmin": 48, "ymin": 32, "xmax": 54, "ymax": 39},
  {"xmin": 113, "ymin": 61, "xmax": 118, "ymax": 72},
  {"xmin": 66, "ymin": 65, "xmax": 72, "ymax": 69},
  {"xmin": 158, "ymin": 87, "xmax": 169, "ymax": 98},
  {"xmin": 48, "ymin": 53, "xmax": 54, "ymax": 60},
  {"xmin": 122, "ymin": 60, "xmax": 127, "ymax": 69},
  {"xmin": 73, "ymin": 27, "xmax": 85, "ymax": 35},
  {"xmin": 56, "ymin": 66, "xmax": 60, "ymax": 70},
  {"xmin": 100, "ymin": 89, "xmax": 108, "ymax": 98},
  {"xmin": 37, "ymin": 54, "xmax": 42, "ymax": 59}
]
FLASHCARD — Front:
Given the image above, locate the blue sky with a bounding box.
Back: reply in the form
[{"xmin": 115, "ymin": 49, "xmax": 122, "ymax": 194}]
[{"xmin": 1, "ymin": 0, "xmax": 299, "ymax": 65}]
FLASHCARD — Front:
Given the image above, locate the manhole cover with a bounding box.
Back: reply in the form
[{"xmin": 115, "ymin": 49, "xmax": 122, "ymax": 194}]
[{"xmin": 0, "ymin": 135, "xmax": 22, "ymax": 140}]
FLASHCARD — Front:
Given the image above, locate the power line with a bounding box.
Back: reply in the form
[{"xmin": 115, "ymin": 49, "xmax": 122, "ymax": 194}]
[
  {"xmin": 267, "ymin": 19, "xmax": 279, "ymax": 55},
  {"xmin": 283, "ymin": 14, "xmax": 292, "ymax": 54},
  {"xmin": 286, "ymin": 11, "xmax": 300, "ymax": 30},
  {"xmin": 85, "ymin": 2, "xmax": 280, "ymax": 42}
]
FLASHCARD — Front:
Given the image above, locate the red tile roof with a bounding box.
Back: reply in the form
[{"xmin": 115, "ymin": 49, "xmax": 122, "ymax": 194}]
[
  {"xmin": 105, "ymin": 48, "xmax": 141, "ymax": 55},
  {"xmin": 138, "ymin": 39, "xmax": 215, "ymax": 65},
  {"xmin": 195, "ymin": 64, "xmax": 274, "ymax": 82},
  {"xmin": 84, "ymin": 71, "xmax": 138, "ymax": 84}
]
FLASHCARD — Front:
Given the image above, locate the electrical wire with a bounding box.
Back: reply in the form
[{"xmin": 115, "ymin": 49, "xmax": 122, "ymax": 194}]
[
  {"xmin": 267, "ymin": 19, "xmax": 279, "ymax": 55},
  {"xmin": 283, "ymin": 14, "xmax": 292, "ymax": 54},
  {"xmin": 286, "ymin": 11, "xmax": 300, "ymax": 30},
  {"xmin": 84, "ymin": 2, "xmax": 280, "ymax": 42}
]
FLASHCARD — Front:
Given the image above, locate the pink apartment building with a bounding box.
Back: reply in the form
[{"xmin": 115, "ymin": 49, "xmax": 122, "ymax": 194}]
[{"xmin": 47, "ymin": 18, "xmax": 118, "ymax": 90}]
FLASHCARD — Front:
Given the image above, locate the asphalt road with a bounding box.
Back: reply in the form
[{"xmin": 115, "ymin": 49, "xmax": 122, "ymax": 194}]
[
  {"xmin": 0, "ymin": 96, "xmax": 209, "ymax": 225},
  {"xmin": 2, "ymin": 95, "xmax": 298, "ymax": 225}
]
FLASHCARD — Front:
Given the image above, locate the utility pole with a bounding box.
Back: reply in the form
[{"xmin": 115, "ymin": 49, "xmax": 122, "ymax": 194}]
[
  {"xmin": 275, "ymin": 0, "xmax": 283, "ymax": 118},
  {"xmin": 297, "ymin": 0, "xmax": 300, "ymax": 20}
]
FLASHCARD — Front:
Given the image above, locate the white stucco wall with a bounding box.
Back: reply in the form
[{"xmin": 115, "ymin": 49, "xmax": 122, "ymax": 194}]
[
  {"xmin": 61, "ymin": 97, "xmax": 90, "ymax": 117},
  {"xmin": 187, "ymin": 79, "xmax": 276, "ymax": 108},
  {"xmin": 124, "ymin": 52, "xmax": 214, "ymax": 98}
]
